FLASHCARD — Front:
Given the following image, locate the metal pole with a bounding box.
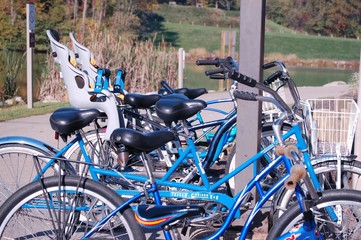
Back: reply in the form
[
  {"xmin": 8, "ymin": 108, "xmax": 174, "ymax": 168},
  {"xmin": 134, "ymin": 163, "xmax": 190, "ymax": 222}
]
[
  {"xmin": 26, "ymin": 3, "xmax": 35, "ymax": 109},
  {"xmin": 354, "ymin": 49, "xmax": 361, "ymax": 189},
  {"xmin": 235, "ymin": 0, "xmax": 265, "ymax": 193},
  {"xmin": 178, "ymin": 48, "xmax": 184, "ymax": 88},
  {"xmin": 219, "ymin": 31, "xmax": 226, "ymax": 91}
]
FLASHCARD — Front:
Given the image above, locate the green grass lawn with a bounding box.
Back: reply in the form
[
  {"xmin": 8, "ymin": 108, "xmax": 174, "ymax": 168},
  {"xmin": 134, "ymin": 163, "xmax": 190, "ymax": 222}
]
[
  {"xmin": 266, "ymin": 33, "xmax": 361, "ymax": 60},
  {"xmin": 161, "ymin": 22, "xmax": 361, "ymax": 60},
  {"xmin": 154, "ymin": 4, "xmax": 360, "ymax": 60},
  {"xmin": 0, "ymin": 102, "xmax": 69, "ymax": 122}
]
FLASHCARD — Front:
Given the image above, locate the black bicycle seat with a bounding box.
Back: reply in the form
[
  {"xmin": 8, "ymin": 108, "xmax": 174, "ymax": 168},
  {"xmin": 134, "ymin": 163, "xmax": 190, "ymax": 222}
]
[
  {"xmin": 155, "ymin": 98, "xmax": 207, "ymax": 125},
  {"xmin": 184, "ymin": 88, "xmax": 208, "ymax": 99},
  {"xmin": 110, "ymin": 128, "xmax": 175, "ymax": 153},
  {"xmin": 124, "ymin": 93, "xmax": 162, "ymax": 109},
  {"xmin": 50, "ymin": 108, "xmax": 101, "ymax": 134}
]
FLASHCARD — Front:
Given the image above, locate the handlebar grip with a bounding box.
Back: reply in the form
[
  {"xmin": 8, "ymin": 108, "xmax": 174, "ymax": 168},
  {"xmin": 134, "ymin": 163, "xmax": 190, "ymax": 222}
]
[
  {"xmin": 263, "ymin": 70, "xmax": 283, "ymax": 85},
  {"xmin": 196, "ymin": 59, "xmax": 221, "ymax": 66},
  {"xmin": 263, "ymin": 61, "xmax": 277, "ymax": 70},
  {"xmin": 160, "ymin": 80, "xmax": 175, "ymax": 94},
  {"xmin": 233, "ymin": 90, "xmax": 258, "ymax": 101},
  {"xmin": 284, "ymin": 164, "xmax": 307, "ymax": 190},
  {"xmin": 209, "ymin": 74, "xmax": 226, "ymax": 80},
  {"xmin": 231, "ymin": 72, "xmax": 257, "ymax": 87},
  {"xmin": 205, "ymin": 68, "xmax": 225, "ymax": 76}
]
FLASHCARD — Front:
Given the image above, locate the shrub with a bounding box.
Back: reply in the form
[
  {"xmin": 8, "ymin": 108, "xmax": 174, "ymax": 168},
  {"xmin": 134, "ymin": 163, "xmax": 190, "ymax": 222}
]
[{"xmin": 0, "ymin": 48, "xmax": 24, "ymax": 100}]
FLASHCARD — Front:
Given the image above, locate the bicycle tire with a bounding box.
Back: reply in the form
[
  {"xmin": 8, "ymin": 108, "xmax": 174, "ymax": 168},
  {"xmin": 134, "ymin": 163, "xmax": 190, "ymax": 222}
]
[
  {"xmin": 0, "ymin": 143, "xmax": 56, "ymax": 205},
  {"xmin": 0, "ymin": 175, "xmax": 145, "ymax": 240},
  {"xmin": 271, "ymin": 159, "xmax": 361, "ymax": 225},
  {"xmin": 267, "ymin": 189, "xmax": 361, "ymax": 239}
]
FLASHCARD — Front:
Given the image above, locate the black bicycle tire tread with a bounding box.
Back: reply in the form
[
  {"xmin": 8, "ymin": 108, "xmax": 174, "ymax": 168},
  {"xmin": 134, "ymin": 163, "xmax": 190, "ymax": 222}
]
[
  {"xmin": 267, "ymin": 189, "xmax": 361, "ymax": 239},
  {"xmin": 0, "ymin": 175, "xmax": 145, "ymax": 240}
]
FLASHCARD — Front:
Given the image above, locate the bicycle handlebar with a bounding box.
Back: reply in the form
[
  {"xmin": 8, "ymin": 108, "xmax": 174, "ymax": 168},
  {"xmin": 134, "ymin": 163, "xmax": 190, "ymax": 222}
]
[
  {"xmin": 233, "ymin": 90, "xmax": 257, "ymax": 101},
  {"xmin": 263, "ymin": 61, "xmax": 288, "ymax": 74},
  {"xmin": 229, "ymin": 71, "xmax": 258, "ymax": 88},
  {"xmin": 205, "ymin": 68, "xmax": 227, "ymax": 76},
  {"xmin": 197, "ymin": 56, "xmax": 294, "ymax": 116},
  {"xmin": 196, "ymin": 59, "xmax": 222, "ymax": 66},
  {"xmin": 209, "ymin": 74, "xmax": 226, "ymax": 80},
  {"xmin": 263, "ymin": 70, "xmax": 283, "ymax": 86},
  {"xmin": 262, "ymin": 61, "xmax": 277, "ymax": 70}
]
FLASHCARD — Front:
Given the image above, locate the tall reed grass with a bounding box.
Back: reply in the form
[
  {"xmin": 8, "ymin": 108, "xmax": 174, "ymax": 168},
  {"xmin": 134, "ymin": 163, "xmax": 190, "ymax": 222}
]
[
  {"xmin": 85, "ymin": 30, "xmax": 177, "ymax": 93},
  {"xmin": 38, "ymin": 54, "xmax": 66, "ymax": 102}
]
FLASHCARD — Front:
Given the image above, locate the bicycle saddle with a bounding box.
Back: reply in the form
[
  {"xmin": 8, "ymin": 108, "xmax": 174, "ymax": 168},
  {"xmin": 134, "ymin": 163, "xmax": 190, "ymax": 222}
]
[
  {"xmin": 159, "ymin": 87, "xmax": 208, "ymax": 99},
  {"xmin": 161, "ymin": 93, "xmax": 189, "ymax": 100},
  {"xmin": 178, "ymin": 87, "xmax": 208, "ymax": 99},
  {"xmin": 124, "ymin": 93, "xmax": 162, "ymax": 109},
  {"xmin": 110, "ymin": 128, "xmax": 175, "ymax": 153},
  {"xmin": 155, "ymin": 98, "xmax": 207, "ymax": 124},
  {"xmin": 49, "ymin": 108, "xmax": 101, "ymax": 135},
  {"xmin": 124, "ymin": 93, "xmax": 188, "ymax": 109},
  {"xmin": 135, "ymin": 204, "xmax": 205, "ymax": 228}
]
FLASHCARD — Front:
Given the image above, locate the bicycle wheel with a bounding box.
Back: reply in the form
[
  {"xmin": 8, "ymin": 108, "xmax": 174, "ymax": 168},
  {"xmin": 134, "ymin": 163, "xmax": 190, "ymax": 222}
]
[
  {"xmin": 0, "ymin": 175, "xmax": 145, "ymax": 240},
  {"xmin": 225, "ymin": 123, "xmax": 292, "ymax": 196},
  {"xmin": 64, "ymin": 128, "xmax": 114, "ymax": 166},
  {"xmin": 0, "ymin": 143, "xmax": 57, "ymax": 205},
  {"xmin": 272, "ymin": 159, "xmax": 361, "ymax": 225},
  {"xmin": 267, "ymin": 189, "xmax": 361, "ymax": 239}
]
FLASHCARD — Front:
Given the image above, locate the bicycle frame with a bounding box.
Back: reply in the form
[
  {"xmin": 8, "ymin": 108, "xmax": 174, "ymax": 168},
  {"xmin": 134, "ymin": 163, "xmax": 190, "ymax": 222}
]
[
  {"xmin": 123, "ymin": 103, "xmax": 237, "ymax": 169},
  {"xmin": 32, "ymin": 118, "xmax": 326, "ymax": 222},
  {"xmin": 79, "ymin": 138, "xmax": 317, "ymax": 240},
  {"xmin": 187, "ymin": 98, "xmax": 235, "ymax": 143},
  {"xmin": 73, "ymin": 120, "xmax": 335, "ymax": 240},
  {"xmin": 18, "ymin": 108, "xmax": 337, "ymax": 240}
]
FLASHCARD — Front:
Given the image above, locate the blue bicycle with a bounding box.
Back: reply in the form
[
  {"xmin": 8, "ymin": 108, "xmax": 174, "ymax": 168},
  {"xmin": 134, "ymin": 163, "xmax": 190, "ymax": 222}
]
[{"xmin": 2, "ymin": 57, "xmax": 361, "ymax": 239}]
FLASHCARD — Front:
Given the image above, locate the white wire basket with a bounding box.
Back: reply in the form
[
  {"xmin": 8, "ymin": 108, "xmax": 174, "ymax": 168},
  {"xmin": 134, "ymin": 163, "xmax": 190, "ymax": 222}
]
[{"xmin": 304, "ymin": 99, "xmax": 360, "ymax": 156}]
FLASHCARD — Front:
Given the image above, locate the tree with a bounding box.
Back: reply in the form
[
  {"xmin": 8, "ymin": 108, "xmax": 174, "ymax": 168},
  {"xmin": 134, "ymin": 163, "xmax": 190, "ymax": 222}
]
[
  {"xmin": 0, "ymin": 0, "xmax": 26, "ymax": 50},
  {"xmin": 266, "ymin": 0, "xmax": 290, "ymax": 26},
  {"xmin": 208, "ymin": 0, "xmax": 237, "ymax": 10},
  {"xmin": 266, "ymin": 0, "xmax": 360, "ymax": 38}
]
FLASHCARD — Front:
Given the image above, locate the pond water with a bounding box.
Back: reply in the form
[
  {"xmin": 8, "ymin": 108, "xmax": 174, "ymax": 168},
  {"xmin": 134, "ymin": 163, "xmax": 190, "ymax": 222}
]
[{"xmin": 184, "ymin": 62, "xmax": 356, "ymax": 91}]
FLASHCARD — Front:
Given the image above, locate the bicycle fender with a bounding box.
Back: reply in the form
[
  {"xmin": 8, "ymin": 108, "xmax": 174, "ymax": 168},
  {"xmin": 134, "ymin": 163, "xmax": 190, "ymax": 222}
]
[{"xmin": 0, "ymin": 136, "xmax": 59, "ymax": 155}]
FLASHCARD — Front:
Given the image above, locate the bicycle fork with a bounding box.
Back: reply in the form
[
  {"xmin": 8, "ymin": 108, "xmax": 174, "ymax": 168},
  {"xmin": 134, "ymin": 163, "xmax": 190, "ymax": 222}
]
[{"xmin": 279, "ymin": 145, "xmax": 328, "ymax": 240}]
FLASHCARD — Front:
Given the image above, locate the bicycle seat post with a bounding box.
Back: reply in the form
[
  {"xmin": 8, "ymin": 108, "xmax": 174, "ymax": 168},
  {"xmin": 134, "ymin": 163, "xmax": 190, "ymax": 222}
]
[{"xmin": 140, "ymin": 152, "xmax": 157, "ymax": 184}]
